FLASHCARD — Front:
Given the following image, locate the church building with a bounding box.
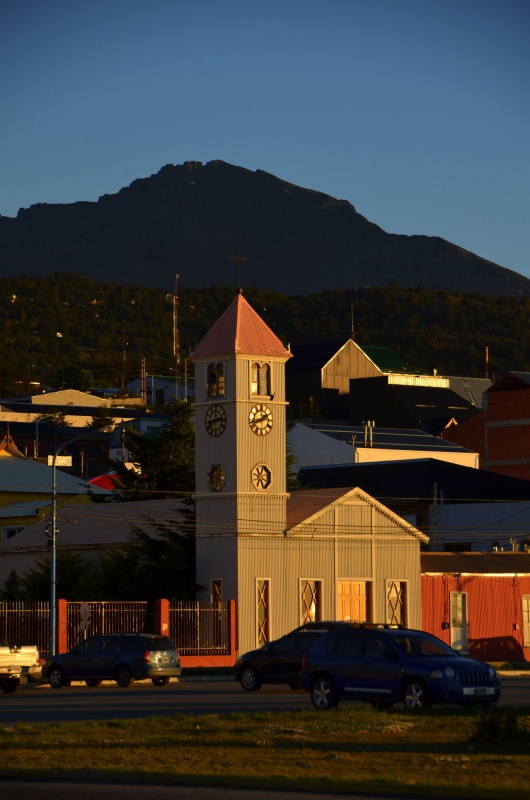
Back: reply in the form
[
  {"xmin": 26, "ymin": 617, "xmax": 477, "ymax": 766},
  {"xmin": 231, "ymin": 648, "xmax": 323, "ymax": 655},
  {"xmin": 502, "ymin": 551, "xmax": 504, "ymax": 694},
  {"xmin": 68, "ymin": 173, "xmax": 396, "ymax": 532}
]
[{"xmin": 190, "ymin": 293, "xmax": 427, "ymax": 655}]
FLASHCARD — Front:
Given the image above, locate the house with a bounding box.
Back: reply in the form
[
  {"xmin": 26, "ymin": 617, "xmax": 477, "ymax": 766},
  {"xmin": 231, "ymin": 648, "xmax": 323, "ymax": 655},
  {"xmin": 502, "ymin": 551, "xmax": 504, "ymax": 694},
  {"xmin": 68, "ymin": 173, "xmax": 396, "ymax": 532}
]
[
  {"xmin": 0, "ymin": 498, "xmax": 185, "ymax": 588},
  {"xmin": 442, "ymin": 371, "xmax": 530, "ymax": 481},
  {"xmin": 347, "ymin": 376, "xmax": 480, "ymax": 434},
  {"xmin": 285, "ymin": 337, "xmax": 490, "ymax": 427},
  {"xmin": 287, "ymin": 421, "xmax": 478, "ymax": 472},
  {"xmin": 0, "ymin": 432, "xmax": 110, "ymax": 548},
  {"xmin": 286, "ymin": 339, "xmax": 410, "ymax": 419},
  {"xmin": 297, "ymin": 457, "xmax": 530, "ymax": 553},
  {"xmin": 127, "ymin": 374, "xmax": 194, "ymax": 404},
  {"xmin": 421, "ymin": 552, "xmax": 530, "ymax": 662},
  {"xmin": 190, "ymin": 293, "xmax": 427, "ymax": 655}
]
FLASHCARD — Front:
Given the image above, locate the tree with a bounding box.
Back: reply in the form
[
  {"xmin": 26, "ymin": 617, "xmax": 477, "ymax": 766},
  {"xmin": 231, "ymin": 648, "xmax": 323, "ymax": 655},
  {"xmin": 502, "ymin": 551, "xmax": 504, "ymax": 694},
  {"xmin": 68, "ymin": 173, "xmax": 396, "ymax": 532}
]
[
  {"xmin": 21, "ymin": 548, "xmax": 94, "ymax": 601},
  {"xmin": 0, "ymin": 570, "xmax": 25, "ymax": 601},
  {"xmin": 90, "ymin": 509, "xmax": 200, "ymax": 600},
  {"xmin": 111, "ymin": 400, "xmax": 195, "ymax": 500}
]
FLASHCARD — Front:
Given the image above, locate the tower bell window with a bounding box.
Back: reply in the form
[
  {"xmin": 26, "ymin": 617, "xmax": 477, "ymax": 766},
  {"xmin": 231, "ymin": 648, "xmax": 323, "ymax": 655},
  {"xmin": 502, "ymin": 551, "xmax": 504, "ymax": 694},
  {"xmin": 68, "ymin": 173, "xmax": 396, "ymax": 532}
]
[
  {"xmin": 207, "ymin": 362, "xmax": 225, "ymax": 398},
  {"xmin": 251, "ymin": 362, "xmax": 270, "ymax": 396}
]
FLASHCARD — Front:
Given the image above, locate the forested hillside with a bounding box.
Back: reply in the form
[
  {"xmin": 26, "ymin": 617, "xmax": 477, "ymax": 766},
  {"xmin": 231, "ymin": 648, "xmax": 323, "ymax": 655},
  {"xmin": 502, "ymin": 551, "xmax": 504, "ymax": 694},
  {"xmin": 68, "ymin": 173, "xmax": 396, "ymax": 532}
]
[{"xmin": 1, "ymin": 273, "xmax": 529, "ymax": 395}]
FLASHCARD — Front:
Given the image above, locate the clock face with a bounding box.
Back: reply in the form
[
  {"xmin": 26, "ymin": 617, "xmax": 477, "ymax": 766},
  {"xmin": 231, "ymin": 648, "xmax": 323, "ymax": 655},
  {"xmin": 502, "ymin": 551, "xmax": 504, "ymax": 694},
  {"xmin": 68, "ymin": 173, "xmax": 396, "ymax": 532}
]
[
  {"xmin": 252, "ymin": 464, "xmax": 271, "ymax": 490},
  {"xmin": 249, "ymin": 404, "xmax": 273, "ymax": 436},
  {"xmin": 208, "ymin": 464, "xmax": 225, "ymax": 491},
  {"xmin": 205, "ymin": 404, "xmax": 227, "ymax": 437}
]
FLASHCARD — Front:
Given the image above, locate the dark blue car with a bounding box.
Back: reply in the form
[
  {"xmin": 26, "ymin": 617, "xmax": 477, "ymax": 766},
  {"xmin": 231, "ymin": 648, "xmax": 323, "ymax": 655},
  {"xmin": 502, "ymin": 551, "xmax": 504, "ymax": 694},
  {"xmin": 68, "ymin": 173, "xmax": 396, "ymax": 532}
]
[
  {"xmin": 44, "ymin": 633, "xmax": 181, "ymax": 688},
  {"xmin": 299, "ymin": 626, "xmax": 501, "ymax": 710}
]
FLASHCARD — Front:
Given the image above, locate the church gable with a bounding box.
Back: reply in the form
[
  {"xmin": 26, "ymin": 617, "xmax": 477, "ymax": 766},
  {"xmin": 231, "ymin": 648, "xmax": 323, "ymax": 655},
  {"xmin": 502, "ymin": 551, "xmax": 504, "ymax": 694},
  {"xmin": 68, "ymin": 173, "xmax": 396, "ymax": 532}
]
[{"xmin": 287, "ymin": 486, "xmax": 428, "ymax": 543}]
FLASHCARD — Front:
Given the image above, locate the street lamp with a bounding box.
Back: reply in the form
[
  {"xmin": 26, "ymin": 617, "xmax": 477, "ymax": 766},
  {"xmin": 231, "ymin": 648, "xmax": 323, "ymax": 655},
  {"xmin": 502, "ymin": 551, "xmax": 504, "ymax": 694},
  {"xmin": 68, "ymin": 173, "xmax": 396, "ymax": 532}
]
[
  {"xmin": 49, "ymin": 424, "xmax": 114, "ymax": 656},
  {"xmin": 35, "ymin": 414, "xmax": 55, "ymax": 459}
]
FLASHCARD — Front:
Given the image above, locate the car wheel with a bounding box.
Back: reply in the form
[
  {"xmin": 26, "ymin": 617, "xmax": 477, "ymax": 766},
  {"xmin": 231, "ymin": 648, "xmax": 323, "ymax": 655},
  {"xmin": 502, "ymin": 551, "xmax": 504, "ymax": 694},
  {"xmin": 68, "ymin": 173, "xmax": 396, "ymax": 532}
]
[
  {"xmin": 0, "ymin": 678, "xmax": 20, "ymax": 694},
  {"xmin": 85, "ymin": 679, "xmax": 103, "ymax": 688},
  {"xmin": 403, "ymin": 680, "xmax": 430, "ymax": 709},
  {"xmin": 48, "ymin": 666, "xmax": 66, "ymax": 689},
  {"xmin": 288, "ymin": 679, "xmax": 301, "ymax": 690},
  {"xmin": 239, "ymin": 665, "xmax": 261, "ymax": 691},
  {"xmin": 310, "ymin": 676, "xmax": 338, "ymax": 710},
  {"xmin": 151, "ymin": 676, "xmax": 170, "ymax": 687},
  {"xmin": 115, "ymin": 666, "xmax": 134, "ymax": 688}
]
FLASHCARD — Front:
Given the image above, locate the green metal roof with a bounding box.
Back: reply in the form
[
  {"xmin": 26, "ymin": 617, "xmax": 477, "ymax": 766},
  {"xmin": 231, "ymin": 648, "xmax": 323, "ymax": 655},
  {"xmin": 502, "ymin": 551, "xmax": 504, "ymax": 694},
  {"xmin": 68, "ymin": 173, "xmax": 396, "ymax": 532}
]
[{"xmin": 360, "ymin": 345, "xmax": 408, "ymax": 373}]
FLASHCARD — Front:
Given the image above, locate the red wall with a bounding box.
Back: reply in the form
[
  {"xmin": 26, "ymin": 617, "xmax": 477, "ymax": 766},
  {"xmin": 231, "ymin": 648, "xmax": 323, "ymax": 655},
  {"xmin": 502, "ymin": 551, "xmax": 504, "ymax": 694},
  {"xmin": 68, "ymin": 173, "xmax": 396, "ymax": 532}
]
[{"xmin": 422, "ymin": 574, "xmax": 530, "ymax": 662}]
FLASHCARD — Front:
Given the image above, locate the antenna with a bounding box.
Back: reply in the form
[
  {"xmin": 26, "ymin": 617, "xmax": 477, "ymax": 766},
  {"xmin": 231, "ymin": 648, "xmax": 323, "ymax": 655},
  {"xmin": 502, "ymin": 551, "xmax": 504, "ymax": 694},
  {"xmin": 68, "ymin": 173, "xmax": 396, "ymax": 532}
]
[
  {"xmin": 230, "ymin": 252, "xmax": 248, "ymax": 291},
  {"xmin": 173, "ymin": 274, "xmax": 180, "ymax": 366}
]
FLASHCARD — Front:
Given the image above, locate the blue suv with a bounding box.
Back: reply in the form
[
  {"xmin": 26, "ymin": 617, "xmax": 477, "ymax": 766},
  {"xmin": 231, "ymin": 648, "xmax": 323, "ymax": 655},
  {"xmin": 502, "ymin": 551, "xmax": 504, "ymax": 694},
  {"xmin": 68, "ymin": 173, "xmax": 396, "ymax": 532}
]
[{"xmin": 299, "ymin": 625, "xmax": 501, "ymax": 710}]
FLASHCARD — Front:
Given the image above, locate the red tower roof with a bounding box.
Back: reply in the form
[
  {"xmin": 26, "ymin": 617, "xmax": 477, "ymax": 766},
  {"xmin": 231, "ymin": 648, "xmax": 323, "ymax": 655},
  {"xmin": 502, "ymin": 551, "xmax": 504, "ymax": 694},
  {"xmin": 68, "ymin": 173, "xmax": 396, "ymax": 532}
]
[{"xmin": 190, "ymin": 293, "xmax": 292, "ymax": 359}]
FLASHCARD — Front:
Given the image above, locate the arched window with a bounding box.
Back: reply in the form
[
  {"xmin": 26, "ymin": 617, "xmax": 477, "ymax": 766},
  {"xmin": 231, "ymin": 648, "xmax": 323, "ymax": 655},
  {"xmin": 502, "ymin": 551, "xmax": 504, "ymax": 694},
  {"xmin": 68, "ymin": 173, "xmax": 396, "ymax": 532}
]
[
  {"xmin": 207, "ymin": 362, "xmax": 225, "ymax": 397},
  {"xmin": 251, "ymin": 362, "xmax": 270, "ymax": 396}
]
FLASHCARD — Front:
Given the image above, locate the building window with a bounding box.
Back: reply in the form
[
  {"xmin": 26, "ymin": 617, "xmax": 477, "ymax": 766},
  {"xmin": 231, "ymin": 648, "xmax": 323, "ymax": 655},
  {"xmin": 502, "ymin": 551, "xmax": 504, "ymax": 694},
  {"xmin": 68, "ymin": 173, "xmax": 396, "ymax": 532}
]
[
  {"xmin": 522, "ymin": 595, "xmax": 530, "ymax": 648},
  {"xmin": 1, "ymin": 526, "xmax": 24, "ymax": 543},
  {"xmin": 386, "ymin": 580, "xmax": 407, "ymax": 626},
  {"xmin": 301, "ymin": 579, "xmax": 322, "ymax": 624},
  {"xmin": 257, "ymin": 579, "xmax": 270, "ymax": 647},
  {"xmin": 251, "ymin": 362, "xmax": 270, "ymax": 396},
  {"xmin": 207, "ymin": 362, "xmax": 225, "ymax": 398}
]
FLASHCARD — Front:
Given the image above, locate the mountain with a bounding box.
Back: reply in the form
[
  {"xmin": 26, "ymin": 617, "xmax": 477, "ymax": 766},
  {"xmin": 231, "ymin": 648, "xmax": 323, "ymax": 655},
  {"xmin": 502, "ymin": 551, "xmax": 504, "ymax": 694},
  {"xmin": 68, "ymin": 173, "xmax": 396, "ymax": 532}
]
[{"xmin": 1, "ymin": 159, "xmax": 529, "ymax": 297}]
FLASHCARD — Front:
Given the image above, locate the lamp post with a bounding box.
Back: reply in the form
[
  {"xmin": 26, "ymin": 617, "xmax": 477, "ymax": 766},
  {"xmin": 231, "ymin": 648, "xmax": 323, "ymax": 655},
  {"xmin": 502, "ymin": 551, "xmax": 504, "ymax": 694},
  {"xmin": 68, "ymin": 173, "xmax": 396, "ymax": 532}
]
[
  {"xmin": 35, "ymin": 414, "xmax": 55, "ymax": 459},
  {"xmin": 49, "ymin": 424, "xmax": 114, "ymax": 656}
]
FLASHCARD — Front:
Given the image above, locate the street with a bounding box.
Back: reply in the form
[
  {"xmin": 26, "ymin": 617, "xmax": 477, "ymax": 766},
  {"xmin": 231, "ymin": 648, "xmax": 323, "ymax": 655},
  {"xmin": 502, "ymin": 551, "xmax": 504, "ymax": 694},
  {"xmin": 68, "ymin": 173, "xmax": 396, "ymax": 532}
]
[{"xmin": 0, "ymin": 674, "xmax": 527, "ymax": 726}]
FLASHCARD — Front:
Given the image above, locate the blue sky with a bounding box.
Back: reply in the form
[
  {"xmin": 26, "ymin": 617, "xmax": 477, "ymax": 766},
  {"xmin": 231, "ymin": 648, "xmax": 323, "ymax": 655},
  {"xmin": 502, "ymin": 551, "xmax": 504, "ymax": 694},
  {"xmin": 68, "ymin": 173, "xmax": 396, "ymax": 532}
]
[{"xmin": 1, "ymin": 0, "xmax": 529, "ymax": 281}]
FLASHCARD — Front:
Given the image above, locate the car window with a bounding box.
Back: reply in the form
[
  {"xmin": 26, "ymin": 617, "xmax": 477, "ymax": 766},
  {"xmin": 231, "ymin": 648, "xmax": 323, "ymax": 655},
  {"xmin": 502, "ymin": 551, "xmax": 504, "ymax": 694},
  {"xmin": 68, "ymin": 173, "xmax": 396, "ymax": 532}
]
[
  {"xmin": 364, "ymin": 637, "xmax": 393, "ymax": 660},
  {"xmin": 271, "ymin": 634, "xmax": 298, "ymax": 654},
  {"xmin": 391, "ymin": 632, "xmax": 456, "ymax": 657},
  {"xmin": 122, "ymin": 636, "xmax": 141, "ymax": 653},
  {"xmin": 102, "ymin": 636, "xmax": 122, "ymax": 653},
  {"xmin": 76, "ymin": 637, "xmax": 102, "ymax": 655},
  {"xmin": 143, "ymin": 636, "xmax": 175, "ymax": 652},
  {"xmin": 292, "ymin": 632, "xmax": 322, "ymax": 653},
  {"xmin": 334, "ymin": 636, "xmax": 362, "ymax": 657}
]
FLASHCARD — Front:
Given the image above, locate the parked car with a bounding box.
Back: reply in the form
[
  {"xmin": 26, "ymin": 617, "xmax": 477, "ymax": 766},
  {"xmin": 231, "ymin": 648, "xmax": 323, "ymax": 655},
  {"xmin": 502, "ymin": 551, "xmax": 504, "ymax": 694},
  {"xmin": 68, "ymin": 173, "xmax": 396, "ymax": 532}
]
[
  {"xmin": 44, "ymin": 633, "xmax": 181, "ymax": 689},
  {"xmin": 299, "ymin": 624, "xmax": 501, "ymax": 710},
  {"xmin": 234, "ymin": 621, "xmax": 356, "ymax": 691}
]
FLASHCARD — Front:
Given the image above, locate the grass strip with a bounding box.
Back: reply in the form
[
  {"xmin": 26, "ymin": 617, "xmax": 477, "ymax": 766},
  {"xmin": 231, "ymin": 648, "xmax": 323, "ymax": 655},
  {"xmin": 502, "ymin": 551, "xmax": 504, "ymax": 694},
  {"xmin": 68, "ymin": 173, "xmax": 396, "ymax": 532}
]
[{"xmin": 1, "ymin": 705, "xmax": 529, "ymax": 799}]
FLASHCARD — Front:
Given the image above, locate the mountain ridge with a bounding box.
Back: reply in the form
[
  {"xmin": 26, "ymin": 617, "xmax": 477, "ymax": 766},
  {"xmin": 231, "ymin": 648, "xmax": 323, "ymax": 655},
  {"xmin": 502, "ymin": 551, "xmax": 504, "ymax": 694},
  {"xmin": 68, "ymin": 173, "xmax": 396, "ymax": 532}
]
[{"xmin": 1, "ymin": 159, "xmax": 528, "ymax": 297}]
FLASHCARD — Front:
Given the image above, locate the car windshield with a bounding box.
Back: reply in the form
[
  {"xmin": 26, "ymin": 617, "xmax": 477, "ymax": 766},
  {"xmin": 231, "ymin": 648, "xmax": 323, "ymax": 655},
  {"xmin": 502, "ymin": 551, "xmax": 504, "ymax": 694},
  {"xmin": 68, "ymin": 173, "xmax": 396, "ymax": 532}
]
[{"xmin": 391, "ymin": 632, "xmax": 456, "ymax": 657}]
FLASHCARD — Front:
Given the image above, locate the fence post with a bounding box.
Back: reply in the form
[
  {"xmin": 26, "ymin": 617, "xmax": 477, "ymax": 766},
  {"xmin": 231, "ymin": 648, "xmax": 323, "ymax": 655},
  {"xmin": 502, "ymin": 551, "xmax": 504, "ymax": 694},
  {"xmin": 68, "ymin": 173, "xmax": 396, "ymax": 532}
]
[
  {"xmin": 57, "ymin": 598, "xmax": 68, "ymax": 654},
  {"xmin": 153, "ymin": 598, "xmax": 169, "ymax": 635},
  {"xmin": 228, "ymin": 598, "xmax": 237, "ymax": 659}
]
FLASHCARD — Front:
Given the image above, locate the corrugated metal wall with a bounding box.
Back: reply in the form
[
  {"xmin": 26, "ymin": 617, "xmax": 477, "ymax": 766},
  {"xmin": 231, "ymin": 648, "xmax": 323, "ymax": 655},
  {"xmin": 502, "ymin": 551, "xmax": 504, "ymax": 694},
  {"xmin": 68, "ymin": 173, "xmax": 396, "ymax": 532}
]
[{"xmin": 422, "ymin": 573, "xmax": 530, "ymax": 662}]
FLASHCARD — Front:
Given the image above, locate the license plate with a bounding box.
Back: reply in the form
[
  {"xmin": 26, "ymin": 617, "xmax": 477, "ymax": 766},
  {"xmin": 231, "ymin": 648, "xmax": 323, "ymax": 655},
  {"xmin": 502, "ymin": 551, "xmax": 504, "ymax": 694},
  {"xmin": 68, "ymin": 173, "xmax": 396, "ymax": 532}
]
[{"xmin": 463, "ymin": 686, "xmax": 494, "ymax": 696}]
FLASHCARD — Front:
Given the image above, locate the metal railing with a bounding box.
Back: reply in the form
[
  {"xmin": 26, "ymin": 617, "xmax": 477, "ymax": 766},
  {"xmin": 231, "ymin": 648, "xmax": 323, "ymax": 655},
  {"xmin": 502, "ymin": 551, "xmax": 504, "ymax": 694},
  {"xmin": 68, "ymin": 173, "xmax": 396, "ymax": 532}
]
[
  {"xmin": 0, "ymin": 601, "xmax": 50, "ymax": 653},
  {"xmin": 66, "ymin": 602, "xmax": 154, "ymax": 649},
  {"xmin": 1, "ymin": 600, "xmax": 230, "ymax": 658},
  {"xmin": 169, "ymin": 601, "xmax": 229, "ymax": 655}
]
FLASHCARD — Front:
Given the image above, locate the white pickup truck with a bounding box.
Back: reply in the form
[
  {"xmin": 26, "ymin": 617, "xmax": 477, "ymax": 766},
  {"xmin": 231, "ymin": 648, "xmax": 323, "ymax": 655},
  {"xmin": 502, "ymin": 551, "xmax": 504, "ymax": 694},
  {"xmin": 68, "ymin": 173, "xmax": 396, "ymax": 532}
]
[{"xmin": 0, "ymin": 643, "xmax": 42, "ymax": 694}]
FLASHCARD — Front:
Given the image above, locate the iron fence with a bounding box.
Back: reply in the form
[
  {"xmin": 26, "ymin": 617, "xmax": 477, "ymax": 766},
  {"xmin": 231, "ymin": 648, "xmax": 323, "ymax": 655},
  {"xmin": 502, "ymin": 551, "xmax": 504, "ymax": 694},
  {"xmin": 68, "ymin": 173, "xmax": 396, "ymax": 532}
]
[
  {"xmin": 169, "ymin": 601, "xmax": 228, "ymax": 655},
  {"xmin": 66, "ymin": 601, "xmax": 154, "ymax": 649},
  {"xmin": 1, "ymin": 600, "xmax": 230, "ymax": 659},
  {"xmin": 0, "ymin": 601, "xmax": 49, "ymax": 654}
]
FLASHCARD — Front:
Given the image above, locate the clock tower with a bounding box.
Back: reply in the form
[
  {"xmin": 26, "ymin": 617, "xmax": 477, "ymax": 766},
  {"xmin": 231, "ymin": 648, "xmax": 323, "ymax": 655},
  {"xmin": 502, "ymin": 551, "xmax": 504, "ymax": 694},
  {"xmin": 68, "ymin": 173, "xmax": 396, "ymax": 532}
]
[{"xmin": 189, "ymin": 292, "xmax": 292, "ymax": 618}]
